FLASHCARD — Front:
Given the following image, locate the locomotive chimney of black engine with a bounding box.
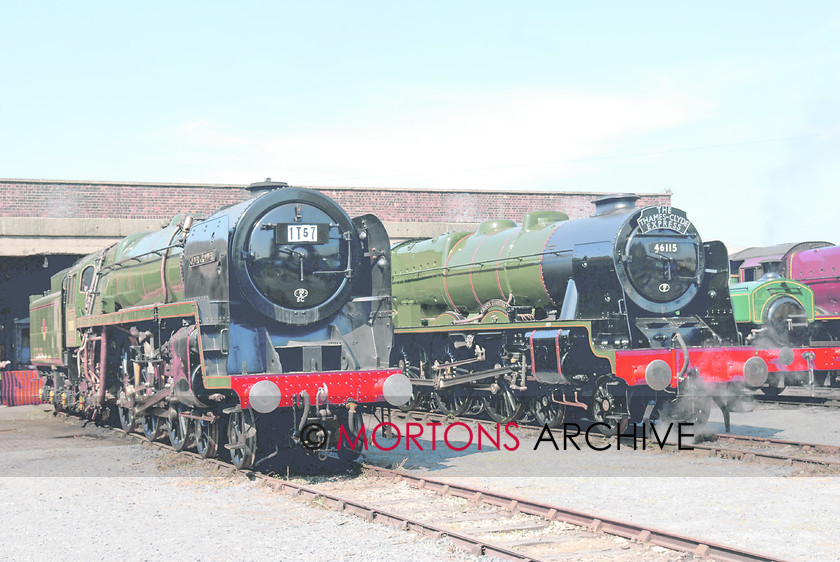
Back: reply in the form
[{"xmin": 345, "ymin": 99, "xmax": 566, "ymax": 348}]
[
  {"xmin": 592, "ymin": 194, "xmax": 640, "ymax": 217},
  {"xmin": 246, "ymin": 178, "xmax": 289, "ymax": 198}
]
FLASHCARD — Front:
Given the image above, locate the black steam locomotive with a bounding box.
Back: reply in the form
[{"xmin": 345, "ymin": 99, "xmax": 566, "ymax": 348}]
[
  {"xmin": 29, "ymin": 181, "xmax": 410, "ymax": 469},
  {"xmin": 391, "ymin": 196, "xmax": 782, "ymax": 430}
]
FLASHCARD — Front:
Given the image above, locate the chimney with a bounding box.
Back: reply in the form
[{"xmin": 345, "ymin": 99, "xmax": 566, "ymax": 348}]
[
  {"xmin": 246, "ymin": 178, "xmax": 288, "ymax": 198},
  {"xmin": 592, "ymin": 194, "xmax": 639, "ymax": 217}
]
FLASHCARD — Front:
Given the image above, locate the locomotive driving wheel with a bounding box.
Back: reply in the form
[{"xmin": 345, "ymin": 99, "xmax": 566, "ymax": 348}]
[
  {"xmin": 429, "ymin": 341, "xmax": 473, "ymax": 417},
  {"xmin": 167, "ymin": 405, "xmax": 193, "ymax": 452},
  {"xmin": 481, "ymin": 377, "xmax": 525, "ymax": 424},
  {"xmin": 117, "ymin": 344, "xmax": 138, "ymax": 432},
  {"xmin": 431, "ymin": 388, "xmax": 473, "ymax": 417},
  {"xmin": 142, "ymin": 413, "xmax": 165, "ymax": 442},
  {"xmin": 467, "ymin": 400, "xmax": 485, "ymax": 416},
  {"xmin": 118, "ymin": 389, "xmax": 137, "ymax": 433},
  {"xmin": 195, "ymin": 417, "xmax": 219, "ymax": 459},
  {"xmin": 391, "ymin": 345, "xmax": 428, "ymax": 412},
  {"xmin": 529, "ymin": 390, "xmax": 566, "ymax": 428},
  {"xmin": 227, "ymin": 409, "xmax": 257, "ymax": 470},
  {"xmin": 590, "ymin": 377, "xmax": 629, "ymax": 436}
]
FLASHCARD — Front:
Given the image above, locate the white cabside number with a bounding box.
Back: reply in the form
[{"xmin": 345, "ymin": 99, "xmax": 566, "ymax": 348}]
[{"xmin": 287, "ymin": 224, "xmax": 319, "ymax": 243}]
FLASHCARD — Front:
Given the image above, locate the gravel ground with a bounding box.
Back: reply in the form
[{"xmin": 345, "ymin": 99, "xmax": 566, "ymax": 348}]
[
  {"xmin": 0, "ymin": 406, "xmax": 489, "ymax": 562},
  {"xmin": 4, "ymin": 402, "xmax": 839, "ymax": 561},
  {"xmin": 356, "ymin": 402, "xmax": 840, "ymax": 561},
  {"xmin": 0, "ymin": 476, "xmax": 491, "ymax": 561},
  {"xmin": 706, "ymin": 399, "xmax": 840, "ymax": 445}
]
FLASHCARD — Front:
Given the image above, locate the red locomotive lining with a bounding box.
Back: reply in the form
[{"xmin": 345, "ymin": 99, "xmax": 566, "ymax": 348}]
[
  {"xmin": 614, "ymin": 347, "xmax": 763, "ymax": 387},
  {"xmin": 495, "ymin": 231, "xmax": 519, "ymax": 300},
  {"xmin": 0, "ymin": 371, "xmax": 47, "ymax": 406},
  {"xmin": 758, "ymin": 347, "xmax": 840, "ymax": 372},
  {"xmin": 528, "ymin": 332, "xmax": 538, "ymax": 376},
  {"xmin": 468, "ymin": 228, "xmax": 507, "ymax": 308},
  {"xmin": 538, "ymin": 225, "xmax": 562, "ymax": 308},
  {"xmin": 229, "ymin": 369, "xmax": 403, "ymax": 410},
  {"xmin": 443, "ymin": 235, "xmax": 471, "ymax": 314}
]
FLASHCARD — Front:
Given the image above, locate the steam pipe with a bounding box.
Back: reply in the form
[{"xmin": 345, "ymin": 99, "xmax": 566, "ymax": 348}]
[
  {"xmin": 160, "ymin": 224, "xmax": 182, "ymax": 305},
  {"xmin": 316, "ymin": 384, "xmax": 330, "ymax": 416},
  {"xmin": 674, "ymin": 332, "xmax": 690, "ymax": 380},
  {"xmin": 297, "ymin": 391, "xmax": 311, "ymax": 435},
  {"xmin": 347, "ymin": 402, "xmax": 358, "ymax": 435},
  {"xmin": 98, "ymin": 327, "xmax": 107, "ymax": 407}
]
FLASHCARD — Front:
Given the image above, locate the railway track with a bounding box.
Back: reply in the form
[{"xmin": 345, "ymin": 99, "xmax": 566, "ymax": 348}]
[
  {"xmin": 379, "ymin": 409, "xmax": 840, "ymax": 472},
  {"xmin": 694, "ymin": 434, "xmax": 840, "ymax": 470},
  {"xmin": 55, "ymin": 411, "xmax": 781, "ymax": 561},
  {"xmin": 754, "ymin": 394, "xmax": 840, "ymax": 409}
]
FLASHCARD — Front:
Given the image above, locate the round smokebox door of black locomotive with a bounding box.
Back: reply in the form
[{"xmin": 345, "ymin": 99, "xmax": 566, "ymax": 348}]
[
  {"xmin": 615, "ymin": 206, "xmax": 705, "ymax": 313},
  {"xmin": 248, "ymin": 206, "xmax": 346, "ymax": 308},
  {"xmin": 624, "ymin": 234, "xmax": 699, "ymax": 303},
  {"xmin": 231, "ymin": 188, "xmax": 358, "ymax": 325}
]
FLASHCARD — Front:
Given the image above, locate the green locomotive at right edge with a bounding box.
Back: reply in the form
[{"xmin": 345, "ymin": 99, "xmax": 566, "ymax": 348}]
[{"xmin": 729, "ymin": 277, "xmax": 815, "ymax": 347}]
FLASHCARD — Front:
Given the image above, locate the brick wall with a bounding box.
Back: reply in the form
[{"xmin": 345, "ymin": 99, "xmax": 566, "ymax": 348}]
[{"xmin": 0, "ymin": 179, "xmax": 670, "ymax": 222}]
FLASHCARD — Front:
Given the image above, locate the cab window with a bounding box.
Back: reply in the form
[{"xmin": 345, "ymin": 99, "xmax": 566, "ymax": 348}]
[{"xmin": 80, "ymin": 266, "xmax": 95, "ymax": 292}]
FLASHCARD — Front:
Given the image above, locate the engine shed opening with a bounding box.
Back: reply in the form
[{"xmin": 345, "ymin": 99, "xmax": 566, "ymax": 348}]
[{"xmin": 0, "ymin": 255, "xmax": 82, "ymax": 369}]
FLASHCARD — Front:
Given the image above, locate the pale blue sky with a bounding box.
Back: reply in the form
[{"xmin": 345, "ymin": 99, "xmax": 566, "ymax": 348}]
[{"xmin": 2, "ymin": 1, "xmax": 838, "ymax": 248}]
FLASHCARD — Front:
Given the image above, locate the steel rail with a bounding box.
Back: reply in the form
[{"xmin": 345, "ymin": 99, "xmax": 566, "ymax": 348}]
[
  {"xmin": 381, "ymin": 409, "xmax": 840, "ymax": 470},
  {"xmin": 715, "ymin": 433, "xmax": 840, "ymax": 454},
  {"xmin": 363, "ymin": 465, "xmax": 783, "ymax": 562},
  {"xmin": 110, "ymin": 424, "xmax": 538, "ymax": 561},
  {"xmin": 754, "ymin": 394, "xmax": 840, "ymax": 409},
  {"xmin": 256, "ymin": 476, "xmax": 537, "ymax": 561},
  {"xmin": 688, "ymin": 442, "xmax": 840, "ymax": 469},
  {"xmin": 56, "ymin": 412, "xmax": 784, "ymax": 561}
]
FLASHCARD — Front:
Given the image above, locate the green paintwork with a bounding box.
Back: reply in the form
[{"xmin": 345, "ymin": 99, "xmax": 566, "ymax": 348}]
[
  {"xmin": 392, "ymin": 211, "xmax": 568, "ymax": 328},
  {"xmin": 395, "ymin": 319, "xmax": 618, "ymax": 372},
  {"xmin": 75, "ymin": 301, "xmax": 198, "ymax": 328},
  {"xmin": 29, "ymin": 291, "xmax": 63, "ymax": 366},
  {"xmin": 30, "ymin": 218, "xmax": 192, "ymax": 367},
  {"xmin": 729, "ymin": 279, "xmax": 815, "ymax": 325},
  {"xmin": 98, "ymin": 226, "xmax": 186, "ymax": 311},
  {"xmin": 204, "ymin": 376, "xmax": 232, "ymax": 388}
]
